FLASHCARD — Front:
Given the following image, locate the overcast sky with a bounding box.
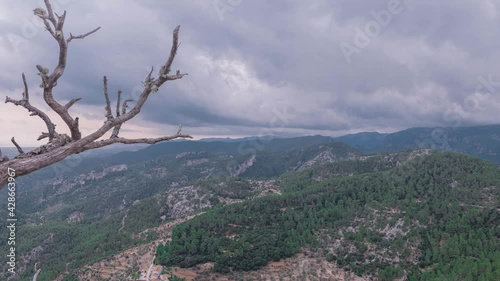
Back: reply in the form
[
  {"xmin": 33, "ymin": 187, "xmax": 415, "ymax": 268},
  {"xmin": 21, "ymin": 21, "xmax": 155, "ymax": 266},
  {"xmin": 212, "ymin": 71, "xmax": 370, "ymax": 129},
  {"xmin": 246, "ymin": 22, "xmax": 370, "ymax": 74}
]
[{"xmin": 0, "ymin": 0, "xmax": 499, "ymax": 146}]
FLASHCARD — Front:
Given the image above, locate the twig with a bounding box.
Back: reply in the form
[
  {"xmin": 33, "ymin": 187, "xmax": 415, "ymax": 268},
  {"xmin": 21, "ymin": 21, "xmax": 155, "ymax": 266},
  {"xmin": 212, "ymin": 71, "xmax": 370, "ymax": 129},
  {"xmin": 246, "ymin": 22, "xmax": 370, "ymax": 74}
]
[
  {"xmin": 116, "ymin": 90, "xmax": 122, "ymax": 117},
  {"xmin": 5, "ymin": 73, "xmax": 57, "ymax": 141},
  {"xmin": 110, "ymin": 99, "xmax": 134, "ymax": 138},
  {"xmin": 103, "ymin": 76, "xmax": 114, "ymax": 121},
  {"xmin": 64, "ymin": 97, "xmax": 81, "ymax": 110},
  {"xmin": 11, "ymin": 137, "xmax": 24, "ymax": 155},
  {"xmin": 67, "ymin": 26, "xmax": 101, "ymax": 43}
]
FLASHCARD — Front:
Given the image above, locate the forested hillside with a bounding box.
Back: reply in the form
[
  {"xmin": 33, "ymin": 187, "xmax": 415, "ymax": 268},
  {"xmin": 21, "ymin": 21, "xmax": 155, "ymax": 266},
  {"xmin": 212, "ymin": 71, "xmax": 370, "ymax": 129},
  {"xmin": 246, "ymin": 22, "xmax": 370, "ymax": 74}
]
[
  {"xmin": 0, "ymin": 141, "xmax": 359, "ymax": 280},
  {"xmin": 157, "ymin": 152, "xmax": 500, "ymax": 280},
  {"xmin": 0, "ymin": 130, "xmax": 498, "ymax": 280}
]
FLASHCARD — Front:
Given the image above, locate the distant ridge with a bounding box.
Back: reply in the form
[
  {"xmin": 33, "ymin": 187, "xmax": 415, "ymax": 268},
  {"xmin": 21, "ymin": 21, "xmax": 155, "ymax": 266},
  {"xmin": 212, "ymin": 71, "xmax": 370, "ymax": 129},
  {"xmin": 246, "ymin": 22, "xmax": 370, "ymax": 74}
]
[
  {"xmin": 109, "ymin": 135, "xmax": 334, "ymax": 165},
  {"xmin": 332, "ymin": 124, "xmax": 500, "ymax": 164},
  {"xmin": 198, "ymin": 136, "xmax": 286, "ymax": 142},
  {"xmin": 9, "ymin": 124, "xmax": 499, "ymax": 181}
]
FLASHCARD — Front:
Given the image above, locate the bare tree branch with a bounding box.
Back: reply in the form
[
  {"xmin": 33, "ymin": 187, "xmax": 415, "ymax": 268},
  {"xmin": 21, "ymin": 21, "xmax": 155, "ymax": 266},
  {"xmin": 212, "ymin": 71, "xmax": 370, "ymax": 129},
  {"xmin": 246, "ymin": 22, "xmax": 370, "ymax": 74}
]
[
  {"xmin": 64, "ymin": 97, "xmax": 81, "ymax": 110},
  {"xmin": 87, "ymin": 128, "xmax": 192, "ymax": 149},
  {"xmin": 166, "ymin": 71, "xmax": 188, "ymax": 81},
  {"xmin": 42, "ymin": 0, "xmax": 57, "ymax": 26},
  {"xmin": 11, "ymin": 137, "xmax": 24, "ymax": 155},
  {"xmin": 110, "ymin": 90, "xmax": 124, "ymax": 138},
  {"xmin": 116, "ymin": 90, "xmax": 122, "ymax": 117},
  {"xmin": 103, "ymin": 76, "xmax": 114, "ymax": 121},
  {"xmin": 5, "ymin": 73, "xmax": 57, "ymax": 141},
  {"xmin": 122, "ymin": 99, "xmax": 134, "ymax": 115},
  {"xmin": 32, "ymin": 1, "xmax": 101, "ymax": 141},
  {"xmin": 157, "ymin": 25, "xmax": 188, "ymax": 86},
  {"xmin": 1, "ymin": 1, "xmax": 190, "ymax": 188},
  {"xmin": 67, "ymin": 26, "xmax": 101, "ymax": 43},
  {"xmin": 111, "ymin": 98, "xmax": 134, "ymax": 138},
  {"xmin": 144, "ymin": 66, "xmax": 155, "ymax": 89},
  {"xmin": 159, "ymin": 26, "xmax": 180, "ymax": 78},
  {"xmin": 147, "ymin": 66, "xmax": 154, "ymax": 79},
  {"xmin": 54, "ymin": 10, "xmax": 67, "ymax": 35},
  {"xmin": 77, "ymin": 25, "xmax": 188, "ymax": 146},
  {"xmin": 110, "ymin": 127, "xmax": 120, "ymax": 139},
  {"xmin": 33, "ymin": 7, "xmax": 54, "ymax": 36},
  {"xmin": 37, "ymin": 132, "xmax": 50, "ymax": 141}
]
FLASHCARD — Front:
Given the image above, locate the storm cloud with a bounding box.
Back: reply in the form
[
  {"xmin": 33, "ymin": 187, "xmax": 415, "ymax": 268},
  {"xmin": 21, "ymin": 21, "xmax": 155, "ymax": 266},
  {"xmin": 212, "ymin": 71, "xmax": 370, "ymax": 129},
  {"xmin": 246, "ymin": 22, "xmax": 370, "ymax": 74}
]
[{"xmin": 1, "ymin": 0, "xmax": 499, "ymax": 146}]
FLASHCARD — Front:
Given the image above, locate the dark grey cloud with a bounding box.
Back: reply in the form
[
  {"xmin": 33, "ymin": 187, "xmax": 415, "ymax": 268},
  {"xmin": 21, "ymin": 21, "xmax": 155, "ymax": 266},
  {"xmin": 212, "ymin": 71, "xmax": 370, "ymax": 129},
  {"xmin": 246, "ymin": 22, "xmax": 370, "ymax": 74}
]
[{"xmin": 1, "ymin": 0, "xmax": 499, "ymax": 146}]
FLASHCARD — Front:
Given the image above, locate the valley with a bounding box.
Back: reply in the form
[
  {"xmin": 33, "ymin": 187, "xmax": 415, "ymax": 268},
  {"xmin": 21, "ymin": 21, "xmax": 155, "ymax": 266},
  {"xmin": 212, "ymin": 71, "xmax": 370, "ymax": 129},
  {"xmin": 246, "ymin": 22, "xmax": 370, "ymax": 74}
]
[{"xmin": 0, "ymin": 125, "xmax": 499, "ymax": 280}]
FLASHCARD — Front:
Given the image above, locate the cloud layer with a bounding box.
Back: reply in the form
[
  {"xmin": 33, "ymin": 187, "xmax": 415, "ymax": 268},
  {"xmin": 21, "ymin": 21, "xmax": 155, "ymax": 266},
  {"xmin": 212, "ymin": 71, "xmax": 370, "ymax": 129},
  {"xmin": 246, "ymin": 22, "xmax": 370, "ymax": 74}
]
[{"xmin": 1, "ymin": 0, "xmax": 499, "ymax": 146}]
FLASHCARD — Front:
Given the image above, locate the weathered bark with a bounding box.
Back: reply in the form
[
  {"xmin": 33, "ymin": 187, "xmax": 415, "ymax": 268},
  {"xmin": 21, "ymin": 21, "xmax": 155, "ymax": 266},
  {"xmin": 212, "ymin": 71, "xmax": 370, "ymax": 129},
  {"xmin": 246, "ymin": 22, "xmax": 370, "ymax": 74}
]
[
  {"xmin": 1, "ymin": 1, "xmax": 190, "ymax": 188},
  {"xmin": 11, "ymin": 138, "xmax": 24, "ymax": 155},
  {"xmin": 5, "ymin": 73, "xmax": 57, "ymax": 141},
  {"xmin": 0, "ymin": 130, "xmax": 191, "ymax": 187}
]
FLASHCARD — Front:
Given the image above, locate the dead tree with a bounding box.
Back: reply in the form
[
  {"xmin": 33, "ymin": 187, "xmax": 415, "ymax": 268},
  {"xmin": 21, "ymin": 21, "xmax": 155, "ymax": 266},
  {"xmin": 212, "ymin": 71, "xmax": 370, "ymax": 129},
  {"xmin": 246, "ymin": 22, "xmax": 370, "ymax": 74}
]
[{"xmin": 0, "ymin": 0, "xmax": 190, "ymax": 188}]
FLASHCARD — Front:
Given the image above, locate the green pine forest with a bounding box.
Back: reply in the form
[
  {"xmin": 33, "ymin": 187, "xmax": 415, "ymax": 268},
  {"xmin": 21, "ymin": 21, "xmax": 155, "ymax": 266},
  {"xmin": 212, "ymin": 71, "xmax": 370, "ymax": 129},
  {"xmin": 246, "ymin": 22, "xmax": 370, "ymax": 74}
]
[
  {"xmin": 156, "ymin": 152, "xmax": 500, "ymax": 280},
  {"xmin": 1, "ymin": 137, "xmax": 499, "ymax": 280}
]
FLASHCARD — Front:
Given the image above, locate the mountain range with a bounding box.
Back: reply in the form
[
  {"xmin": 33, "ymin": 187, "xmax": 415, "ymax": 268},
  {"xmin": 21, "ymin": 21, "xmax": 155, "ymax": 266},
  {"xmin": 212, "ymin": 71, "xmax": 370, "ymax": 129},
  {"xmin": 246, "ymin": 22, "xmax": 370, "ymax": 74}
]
[{"xmin": 0, "ymin": 124, "xmax": 498, "ymax": 280}]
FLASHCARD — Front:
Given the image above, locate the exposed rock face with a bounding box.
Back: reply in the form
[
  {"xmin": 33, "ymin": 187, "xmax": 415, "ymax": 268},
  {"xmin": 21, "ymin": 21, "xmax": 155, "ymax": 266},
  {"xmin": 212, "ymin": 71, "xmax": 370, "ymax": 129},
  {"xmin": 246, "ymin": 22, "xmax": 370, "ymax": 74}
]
[
  {"xmin": 166, "ymin": 186, "xmax": 213, "ymax": 219},
  {"xmin": 229, "ymin": 154, "xmax": 256, "ymax": 177},
  {"xmin": 17, "ymin": 233, "xmax": 55, "ymax": 278},
  {"xmin": 66, "ymin": 211, "xmax": 84, "ymax": 223},
  {"xmin": 297, "ymin": 150, "xmax": 359, "ymax": 171},
  {"xmin": 54, "ymin": 164, "xmax": 128, "ymax": 195},
  {"xmin": 185, "ymin": 158, "xmax": 209, "ymax": 166}
]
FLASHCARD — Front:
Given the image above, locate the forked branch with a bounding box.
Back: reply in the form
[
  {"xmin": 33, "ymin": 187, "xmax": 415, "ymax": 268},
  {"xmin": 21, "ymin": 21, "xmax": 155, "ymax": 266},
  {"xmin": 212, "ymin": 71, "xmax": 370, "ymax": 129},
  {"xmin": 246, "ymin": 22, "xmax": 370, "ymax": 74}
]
[
  {"xmin": 157, "ymin": 26, "xmax": 188, "ymax": 86},
  {"xmin": 5, "ymin": 73, "xmax": 57, "ymax": 141},
  {"xmin": 33, "ymin": 0, "xmax": 101, "ymax": 141},
  {"xmin": 1, "ymin": 0, "xmax": 191, "ymax": 189},
  {"xmin": 110, "ymin": 96, "xmax": 133, "ymax": 138}
]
